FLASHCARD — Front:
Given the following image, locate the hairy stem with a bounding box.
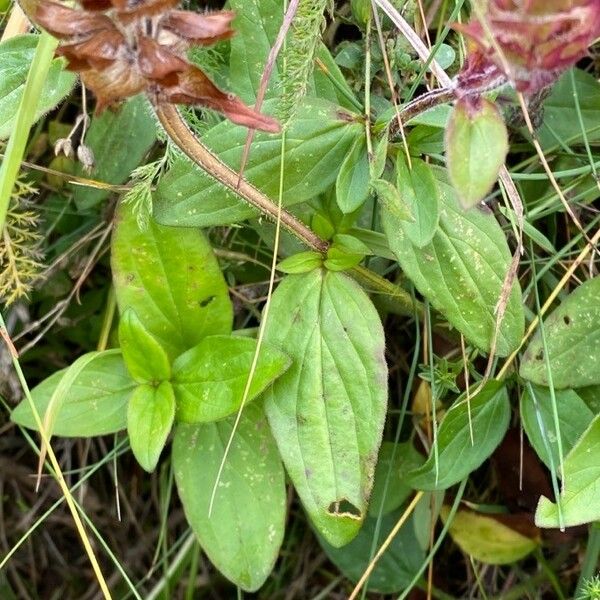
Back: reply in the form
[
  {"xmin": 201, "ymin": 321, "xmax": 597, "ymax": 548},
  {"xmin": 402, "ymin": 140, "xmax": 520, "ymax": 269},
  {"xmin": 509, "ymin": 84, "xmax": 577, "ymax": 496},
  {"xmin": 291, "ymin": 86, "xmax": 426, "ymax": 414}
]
[
  {"xmin": 155, "ymin": 104, "xmax": 329, "ymax": 253},
  {"xmin": 154, "ymin": 103, "xmax": 419, "ymax": 316},
  {"xmin": 390, "ymin": 87, "xmax": 456, "ymax": 138}
]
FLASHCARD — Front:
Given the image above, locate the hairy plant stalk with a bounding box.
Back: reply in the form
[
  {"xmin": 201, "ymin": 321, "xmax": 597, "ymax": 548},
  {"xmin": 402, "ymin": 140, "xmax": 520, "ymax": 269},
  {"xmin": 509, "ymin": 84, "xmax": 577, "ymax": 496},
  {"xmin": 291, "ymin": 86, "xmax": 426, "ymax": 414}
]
[
  {"xmin": 155, "ymin": 104, "xmax": 420, "ymax": 315},
  {"xmin": 279, "ymin": 0, "xmax": 329, "ymax": 124},
  {"xmin": 155, "ymin": 104, "xmax": 329, "ymax": 253}
]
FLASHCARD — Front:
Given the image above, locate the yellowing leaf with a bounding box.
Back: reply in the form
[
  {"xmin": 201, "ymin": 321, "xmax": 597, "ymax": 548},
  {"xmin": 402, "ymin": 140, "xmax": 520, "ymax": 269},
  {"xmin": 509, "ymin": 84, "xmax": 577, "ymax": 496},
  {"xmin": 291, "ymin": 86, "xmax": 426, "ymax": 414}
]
[{"xmin": 441, "ymin": 507, "xmax": 539, "ymax": 564}]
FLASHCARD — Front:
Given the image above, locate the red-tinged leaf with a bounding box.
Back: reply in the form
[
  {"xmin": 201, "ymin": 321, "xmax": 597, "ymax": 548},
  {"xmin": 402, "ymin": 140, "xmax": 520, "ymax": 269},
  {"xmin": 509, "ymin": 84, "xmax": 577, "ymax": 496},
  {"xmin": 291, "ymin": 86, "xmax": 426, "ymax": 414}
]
[
  {"xmin": 161, "ymin": 10, "xmax": 236, "ymax": 44},
  {"xmin": 137, "ymin": 37, "xmax": 186, "ymax": 83},
  {"xmin": 162, "ymin": 65, "xmax": 281, "ymax": 133},
  {"xmin": 36, "ymin": 1, "xmax": 114, "ymax": 38}
]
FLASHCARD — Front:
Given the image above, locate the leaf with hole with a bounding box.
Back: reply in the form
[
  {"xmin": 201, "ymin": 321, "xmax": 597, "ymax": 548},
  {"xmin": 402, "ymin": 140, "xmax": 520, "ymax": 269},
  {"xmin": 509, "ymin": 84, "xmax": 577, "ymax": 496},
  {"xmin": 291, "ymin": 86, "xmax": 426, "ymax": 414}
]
[
  {"xmin": 535, "ymin": 413, "xmax": 600, "ymax": 527},
  {"xmin": 395, "ymin": 154, "xmax": 440, "ymax": 247},
  {"xmin": 521, "ymin": 384, "xmax": 594, "ymax": 471},
  {"xmin": 171, "ymin": 335, "xmax": 290, "ymax": 423},
  {"xmin": 119, "ymin": 308, "xmax": 171, "ymax": 384},
  {"xmin": 153, "ymin": 99, "xmax": 362, "ymax": 227},
  {"xmin": 406, "ymin": 380, "xmax": 510, "ymax": 490},
  {"xmin": 111, "ymin": 200, "xmax": 232, "ymax": 362},
  {"xmin": 263, "ymin": 269, "xmax": 387, "ymax": 547},
  {"xmin": 445, "ymin": 98, "xmax": 508, "ymax": 209},
  {"xmin": 173, "ymin": 402, "xmax": 286, "ymax": 591},
  {"xmin": 11, "ymin": 350, "xmax": 135, "ymax": 436},
  {"xmin": 127, "ymin": 381, "xmax": 175, "ymax": 472},
  {"xmin": 520, "ymin": 276, "xmax": 600, "ymax": 388},
  {"xmin": 382, "ymin": 169, "xmax": 525, "ymax": 356},
  {"xmin": 0, "ymin": 34, "xmax": 76, "ymax": 140}
]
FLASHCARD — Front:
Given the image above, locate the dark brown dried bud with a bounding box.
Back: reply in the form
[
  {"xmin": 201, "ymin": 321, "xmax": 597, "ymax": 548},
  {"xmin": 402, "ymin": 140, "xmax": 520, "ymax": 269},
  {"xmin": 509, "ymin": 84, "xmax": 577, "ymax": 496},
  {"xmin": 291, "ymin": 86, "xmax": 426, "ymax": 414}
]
[{"xmin": 34, "ymin": 0, "xmax": 280, "ymax": 132}]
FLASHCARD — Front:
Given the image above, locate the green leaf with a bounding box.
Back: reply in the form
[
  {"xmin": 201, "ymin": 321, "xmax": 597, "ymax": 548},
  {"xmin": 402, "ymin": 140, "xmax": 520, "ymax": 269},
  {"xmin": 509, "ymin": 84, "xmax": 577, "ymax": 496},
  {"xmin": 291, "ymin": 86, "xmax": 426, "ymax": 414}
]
[
  {"xmin": 395, "ymin": 155, "xmax": 440, "ymax": 247},
  {"xmin": 228, "ymin": 0, "xmax": 281, "ymax": 101},
  {"xmin": 11, "ymin": 351, "xmax": 135, "ymax": 436},
  {"xmin": 171, "ymin": 335, "xmax": 290, "ymax": 423},
  {"xmin": 313, "ymin": 44, "xmax": 361, "ymax": 111},
  {"xmin": 538, "ymin": 69, "xmax": 600, "ymax": 148},
  {"xmin": 324, "ymin": 235, "xmax": 370, "ymax": 272},
  {"xmin": 153, "ymin": 99, "xmax": 362, "ymax": 228},
  {"xmin": 173, "ymin": 403, "xmax": 286, "ymax": 591},
  {"xmin": 228, "ymin": 0, "xmax": 357, "ymax": 109},
  {"xmin": 369, "ymin": 442, "xmax": 424, "ymax": 517},
  {"xmin": 535, "ymin": 413, "xmax": 600, "ymax": 527},
  {"xmin": 118, "ymin": 308, "xmax": 171, "ymax": 383},
  {"xmin": 441, "ymin": 507, "xmax": 539, "ymax": 565},
  {"xmin": 370, "ymin": 129, "xmax": 389, "ymax": 180},
  {"xmin": 323, "ymin": 246, "xmax": 364, "ymax": 271},
  {"xmin": 413, "ymin": 490, "xmax": 444, "ymax": 550},
  {"xmin": 0, "ymin": 34, "xmax": 76, "ymax": 140},
  {"xmin": 318, "ymin": 511, "xmax": 424, "ymax": 594},
  {"xmin": 382, "ymin": 170, "xmax": 525, "ymax": 356},
  {"xmin": 520, "ymin": 276, "xmax": 600, "ymax": 388},
  {"xmin": 72, "ymin": 96, "xmax": 157, "ymax": 209},
  {"xmin": 371, "ymin": 178, "xmax": 413, "ymax": 222},
  {"xmin": 278, "ymin": 251, "xmax": 323, "ymax": 274},
  {"xmin": 111, "ymin": 201, "xmax": 232, "ymax": 361},
  {"xmin": 445, "ymin": 98, "xmax": 508, "ymax": 209},
  {"xmin": 263, "ymin": 269, "xmax": 387, "ymax": 546},
  {"xmin": 521, "ymin": 384, "xmax": 594, "ymax": 470},
  {"xmin": 336, "ymin": 135, "xmax": 370, "ymax": 213},
  {"xmin": 127, "ymin": 381, "xmax": 175, "ymax": 472},
  {"xmin": 406, "ymin": 381, "xmax": 510, "ymax": 490}
]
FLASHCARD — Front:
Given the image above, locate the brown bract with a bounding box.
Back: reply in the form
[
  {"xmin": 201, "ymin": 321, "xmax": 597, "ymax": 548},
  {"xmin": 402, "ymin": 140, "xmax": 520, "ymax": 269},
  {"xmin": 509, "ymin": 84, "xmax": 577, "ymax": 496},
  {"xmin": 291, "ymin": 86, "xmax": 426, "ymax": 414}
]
[
  {"xmin": 455, "ymin": 0, "xmax": 600, "ymax": 96},
  {"xmin": 35, "ymin": 0, "xmax": 279, "ymax": 132}
]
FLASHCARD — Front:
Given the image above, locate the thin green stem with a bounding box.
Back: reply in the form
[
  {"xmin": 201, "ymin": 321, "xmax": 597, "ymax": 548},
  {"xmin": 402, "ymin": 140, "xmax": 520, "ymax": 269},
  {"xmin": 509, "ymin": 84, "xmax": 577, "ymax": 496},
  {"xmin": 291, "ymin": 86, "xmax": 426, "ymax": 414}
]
[
  {"xmin": 576, "ymin": 522, "xmax": 600, "ymax": 598},
  {"xmin": 0, "ymin": 32, "xmax": 58, "ymax": 231},
  {"xmin": 397, "ymin": 479, "xmax": 468, "ymax": 600}
]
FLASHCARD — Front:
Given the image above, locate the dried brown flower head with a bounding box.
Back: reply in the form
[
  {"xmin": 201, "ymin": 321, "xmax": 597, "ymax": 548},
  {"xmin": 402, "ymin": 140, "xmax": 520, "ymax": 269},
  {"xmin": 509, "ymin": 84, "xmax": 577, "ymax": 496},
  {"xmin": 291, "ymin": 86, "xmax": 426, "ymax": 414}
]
[
  {"xmin": 35, "ymin": 0, "xmax": 280, "ymax": 132},
  {"xmin": 455, "ymin": 0, "xmax": 600, "ymax": 96}
]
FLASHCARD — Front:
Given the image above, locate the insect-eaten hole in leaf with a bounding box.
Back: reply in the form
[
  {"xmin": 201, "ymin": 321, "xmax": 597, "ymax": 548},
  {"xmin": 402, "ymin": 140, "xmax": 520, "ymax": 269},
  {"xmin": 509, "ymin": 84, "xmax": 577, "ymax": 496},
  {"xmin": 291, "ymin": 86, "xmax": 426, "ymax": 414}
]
[
  {"xmin": 563, "ymin": 315, "xmax": 572, "ymax": 326},
  {"xmin": 327, "ymin": 499, "xmax": 362, "ymax": 520},
  {"xmin": 199, "ymin": 295, "xmax": 216, "ymax": 307},
  {"xmin": 535, "ymin": 350, "xmax": 544, "ymax": 361}
]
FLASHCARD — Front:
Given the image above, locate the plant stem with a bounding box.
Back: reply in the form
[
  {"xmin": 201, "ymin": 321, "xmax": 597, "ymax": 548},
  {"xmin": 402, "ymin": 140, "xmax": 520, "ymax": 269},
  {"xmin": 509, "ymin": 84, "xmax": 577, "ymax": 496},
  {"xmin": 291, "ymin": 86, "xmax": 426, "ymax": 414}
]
[
  {"xmin": 389, "ymin": 88, "xmax": 456, "ymax": 138},
  {"xmin": 154, "ymin": 104, "xmax": 328, "ymax": 253},
  {"xmin": 0, "ymin": 31, "xmax": 58, "ymax": 232},
  {"xmin": 0, "ymin": 312, "xmax": 113, "ymax": 599},
  {"xmin": 575, "ymin": 522, "xmax": 600, "ymax": 598},
  {"xmin": 154, "ymin": 103, "xmax": 419, "ymax": 316}
]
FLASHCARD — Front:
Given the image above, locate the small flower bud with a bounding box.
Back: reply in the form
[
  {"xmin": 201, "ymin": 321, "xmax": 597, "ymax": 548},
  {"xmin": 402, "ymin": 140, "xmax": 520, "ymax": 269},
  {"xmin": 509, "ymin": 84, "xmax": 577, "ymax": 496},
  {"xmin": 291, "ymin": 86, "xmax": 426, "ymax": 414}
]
[
  {"xmin": 77, "ymin": 144, "xmax": 96, "ymax": 173},
  {"xmin": 54, "ymin": 137, "xmax": 73, "ymax": 158}
]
